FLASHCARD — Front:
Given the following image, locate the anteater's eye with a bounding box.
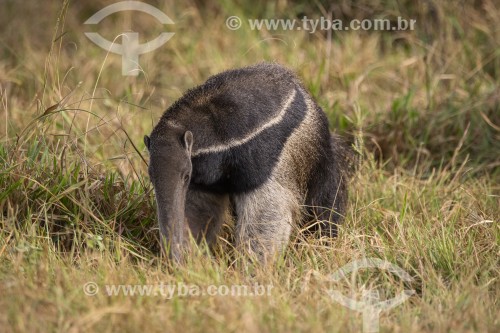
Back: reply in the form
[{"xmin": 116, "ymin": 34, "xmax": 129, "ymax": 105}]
[{"xmin": 183, "ymin": 174, "xmax": 190, "ymax": 183}]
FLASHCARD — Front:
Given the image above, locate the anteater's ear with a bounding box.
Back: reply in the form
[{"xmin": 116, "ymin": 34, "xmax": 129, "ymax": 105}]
[
  {"xmin": 144, "ymin": 135, "xmax": 150, "ymax": 151},
  {"xmin": 183, "ymin": 131, "xmax": 193, "ymax": 155}
]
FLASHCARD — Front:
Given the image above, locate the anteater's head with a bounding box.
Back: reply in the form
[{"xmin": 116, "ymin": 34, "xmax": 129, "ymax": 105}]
[{"xmin": 144, "ymin": 127, "xmax": 193, "ymax": 262}]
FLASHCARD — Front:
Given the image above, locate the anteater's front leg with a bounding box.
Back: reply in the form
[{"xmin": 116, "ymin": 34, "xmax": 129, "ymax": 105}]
[
  {"xmin": 185, "ymin": 189, "xmax": 229, "ymax": 247},
  {"xmin": 232, "ymin": 179, "xmax": 299, "ymax": 263}
]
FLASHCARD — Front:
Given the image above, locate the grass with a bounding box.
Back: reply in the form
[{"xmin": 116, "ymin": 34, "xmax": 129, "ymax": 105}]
[{"xmin": 0, "ymin": 0, "xmax": 499, "ymax": 332}]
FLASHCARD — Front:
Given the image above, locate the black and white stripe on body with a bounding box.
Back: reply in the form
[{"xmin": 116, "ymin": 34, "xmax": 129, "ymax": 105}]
[
  {"xmin": 147, "ymin": 62, "xmax": 351, "ymax": 262},
  {"xmin": 152, "ymin": 63, "xmax": 308, "ymax": 194}
]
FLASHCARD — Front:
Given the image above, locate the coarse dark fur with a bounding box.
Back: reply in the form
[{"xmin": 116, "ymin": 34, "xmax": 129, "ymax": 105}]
[{"xmin": 145, "ymin": 62, "xmax": 353, "ymax": 262}]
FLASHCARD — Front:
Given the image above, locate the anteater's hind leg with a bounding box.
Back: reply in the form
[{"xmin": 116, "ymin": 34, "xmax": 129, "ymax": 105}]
[
  {"xmin": 305, "ymin": 134, "xmax": 352, "ymax": 238},
  {"xmin": 232, "ymin": 179, "xmax": 299, "ymax": 263},
  {"xmin": 185, "ymin": 189, "xmax": 230, "ymax": 246},
  {"xmin": 304, "ymin": 163, "xmax": 349, "ymax": 239}
]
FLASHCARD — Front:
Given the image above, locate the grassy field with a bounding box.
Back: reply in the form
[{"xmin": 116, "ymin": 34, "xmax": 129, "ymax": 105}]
[{"xmin": 0, "ymin": 0, "xmax": 498, "ymax": 332}]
